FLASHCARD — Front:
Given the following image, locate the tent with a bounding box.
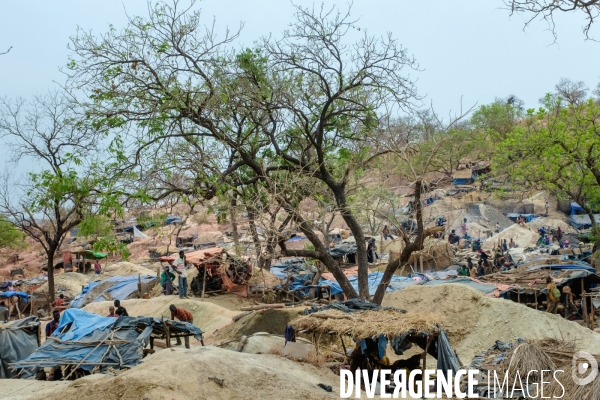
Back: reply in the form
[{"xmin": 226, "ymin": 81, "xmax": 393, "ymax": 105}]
[
  {"xmin": 133, "ymin": 226, "xmax": 150, "ymax": 239},
  {"xmin": 452, "ymin": 169, "xmax": 475, "ymax": 185},
  {"xmin": 0, "ymin": 316, "xmax": 40, "ymax": 378},
  {"xmin": 12, "ymin": 309, "xmax": 203, "ymax": 376}
]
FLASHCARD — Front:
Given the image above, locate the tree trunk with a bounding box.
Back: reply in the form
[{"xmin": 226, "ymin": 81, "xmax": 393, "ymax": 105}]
[
  {"xmin": 47, "ymin": 250, "xmax": 56, "ymax": 303},
  {"xmin": 247, "ymin": 208, "xmax": 263, "ymax": 268},
  {"xmin": 333, "ymin": 188, "xmax": 369, "ymax": 300},
  {"xmin": 230, "ymin": 202, "xmax": 240, "ymax": 256},
  {"xmin": 371, "ymin": 180, "xmax": 427, "ymax": 305}
]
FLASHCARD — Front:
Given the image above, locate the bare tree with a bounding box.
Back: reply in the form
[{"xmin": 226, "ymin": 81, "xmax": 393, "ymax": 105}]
[
  {"xmin": 0, "ymin": 93, "xmax": 103, "ymax": 301},
  {"xmin": 505, "ymin": 0, "xmax": 600, "ymax": 39},
  {"xmin": 555, "ymin": 77, "xmax": 589, "ymax": 105}
]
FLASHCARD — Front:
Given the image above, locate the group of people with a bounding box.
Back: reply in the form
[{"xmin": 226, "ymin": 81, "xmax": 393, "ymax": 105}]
[{"xmin": 546, "ymin": 277, "xmax": 580, "ymax": 319}]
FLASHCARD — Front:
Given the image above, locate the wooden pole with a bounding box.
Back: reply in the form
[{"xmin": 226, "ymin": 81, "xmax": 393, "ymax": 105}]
[
  {"xmin": 534, "ymin": 290, "xmax": 538, "ymax": 310},
  {"xmin": 581, "ymin": 278, "xmax": 589, "ymax": 326},
  {"xmin": 419, "ymin": 255, "xmax": 423, "ymax": 273},
  {"xmin": 137, "ymin": 274, "xmax": 142, "ymax": 298},
  {"xmin": 421, "ymin": 336, "xmax": 432, "ymax": 388},
  {"xmin": 201, "ymin": 266, "xmax": 207, "ymax": 300}
]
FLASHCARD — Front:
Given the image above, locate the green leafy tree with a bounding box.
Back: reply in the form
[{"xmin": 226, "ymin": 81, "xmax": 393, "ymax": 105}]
[
  {"xmin": 0, "ymin": 216, "xmax": 26, "ymax": 249},
  {"xmin": 494, "ymin": 94, "xmax": 600, "ymax": 247},
  {"xmin": 0, "ymin": 93, "xmax": 107, "ymax": 301}
]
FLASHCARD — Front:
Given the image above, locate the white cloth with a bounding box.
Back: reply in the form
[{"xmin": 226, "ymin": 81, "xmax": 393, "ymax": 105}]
[{"xmin": 173, "ymin": 257, "xmax": 187, "ymax": 277}]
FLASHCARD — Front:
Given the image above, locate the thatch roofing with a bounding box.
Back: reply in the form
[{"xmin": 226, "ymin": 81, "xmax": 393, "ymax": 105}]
[
  {"xmin": 479, "ymin": 266, "xmax": 599, "ymax": 292},
  {"xmin": 292, "ymin": 309, "xmax": 443, "ymax": 340},
  {"xmin": 452, "ymin": 169, "xmax": 474, "ymax": 179}
]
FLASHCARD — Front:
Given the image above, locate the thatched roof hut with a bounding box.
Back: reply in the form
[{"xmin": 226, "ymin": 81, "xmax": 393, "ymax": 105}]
[{"xmin": 293, "ymin": 309, "xmax": 443, "ymax": 340}]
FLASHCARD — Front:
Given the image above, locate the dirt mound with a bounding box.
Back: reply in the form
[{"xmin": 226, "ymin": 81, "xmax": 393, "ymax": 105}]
[
  {"xmin": 482, "ymin": 223, "xmax": 538, "ymax": 249},
  {"xmin": 34, "ymin": 272, "xmax": 91, "ymax": 300},
  {"xmin": 26, "ymin": 346, "xmax": 339, "ymax": 400},
  {"xmin": 383, "ymin": 283, "xmax": 600, "ymax": 363},
  {"xmin": 382, "ymin": 284, "xmax": 481, "ymax": 345},
  {"xmin": 527, "ymin": 217, "xmax": 575, "ymax": 234},
  {"xmin": 82, "ymin": 296, "xmax": 239, "ymax": 338},
  {"xmin": 102, "ymin": 262, "xmax": 156, "ymax": 277},
  {"xmin": 214, "ymin": 308, "xmax": 304, "ymax": 342}
]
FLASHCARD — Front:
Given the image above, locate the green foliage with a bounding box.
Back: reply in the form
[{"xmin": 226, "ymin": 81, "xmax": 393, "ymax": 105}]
[
  {"xmin": 0, "ymin": 216, "xmax": 26, "ymax": 249},
  {"xmin": 494, "ymin": 95, "xmax": 600, "ymax": 238},
  {"xmin": 471, "ymin": 100, "xmax": 523, "ymax": 141},
  {"xmin": 78, "ymin": 215, "xmax": 113, "ymax": 238},
  {"xmin": 93, "ymin": 236, "xmax": 131, "ymax": 261}
]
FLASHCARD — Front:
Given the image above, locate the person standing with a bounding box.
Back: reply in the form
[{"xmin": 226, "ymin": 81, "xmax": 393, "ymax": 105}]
[
  {"xmin": 546, "ymin": 276, "xmax": 560, "ymax": 314},
  {"xmin": 94, "ymin": 259, "xmax": 102, "ymax": 275},
  {"xmin": 381, "ymin": 225, "xmax": 392, "ymax": 240},
  {"xmin": 173, "ymin": 250, "xmax": 189, "ymax": 299},
  {"xmin": 45, "ymin": 310, "xmax": 61, "ymax": 337},
  {"xmin": 169, "ymin": 304, "xmax": 193, "ymax": 349},
  {"xmin": 562, "ymin": 286, "xmax": 579, "ymax": 319},
  {"xmin": 52, "ymin": 294, "xmax": 65, "ymax": 313},
  {"xmin": 545, "ymin": 202, "xmax": 549, "ymax": 216},
  {"xmin": 461, "ymin": 218, "xmax": 468, "ymax": 237}
]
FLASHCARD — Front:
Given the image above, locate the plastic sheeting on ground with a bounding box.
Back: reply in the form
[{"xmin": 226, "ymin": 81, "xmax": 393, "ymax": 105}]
[
  {"xmin": 13, "ymin": 309, "xmax": 203, "ymax": 374},
  {"xmin": 70, "ymin": 275, "xmax": 157, "ymax": 309},
  {"xmin": 0, "ymin": 316, "xmax": 39, "ymax": 378},
  {"xmin": 133, "ymin": 226, "xmax": 150, "ymax": 239},
  {"xmin": 320, "ymin": 271, "xmax": 415, "ymax": 296}
]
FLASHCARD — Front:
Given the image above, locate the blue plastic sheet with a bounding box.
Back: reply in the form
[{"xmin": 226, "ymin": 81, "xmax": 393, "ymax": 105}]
[
  {"xmin": 54, "ymin": 308, "xmax": 116, "ymax": 341},
  {"xmin": 70, "ymin": 275, "xmax": 157, "ymax": 309},
  {"xmin": 0, "ymin": 291, "xmax": 30, "ymax": 302},
  {"xmin": 320, "ymin": 272, "xmax": 415, "ymax": 296}
]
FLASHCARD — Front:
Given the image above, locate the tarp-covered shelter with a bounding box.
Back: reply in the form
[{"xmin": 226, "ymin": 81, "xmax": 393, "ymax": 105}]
[
  {"xmin": 452, "ymin": 169, "xmax": 475, "ymax": 185},
  {"xmin": 293, "ymin": 304, "xmax": 461, "ymax": 380},
  {"xmin": 0, "ymin": 316, "xmax": 40, "ymax": 378},
  {"xmin": 12, "ymin": 309, "xmax": 203, "ymax": 377},
  {"xmin": 70, "ymin": 275, "xmax": 157, "ymax": 309}
]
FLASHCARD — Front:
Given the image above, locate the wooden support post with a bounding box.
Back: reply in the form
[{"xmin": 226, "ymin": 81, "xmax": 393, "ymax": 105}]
[
  {"xmin": 421, "ymin": 336, "xmax": 431, "ymax": 388},
  {"xmin": 581, "ymin": 279, "xmax": 589, "ymax": 327},
  {"xmin": 340, "ymin": 336, "xmax": 348, "ymax": 362},
  {"xmin": 419, "ymin": 255, "xmax": 423, "ymax": 273},
  {"xmin": 137, "ymin": 274, "xmax": 142, "ymax": 298},
  {"xmin": 534, "ymin": 290, "xmax": 538, "ymax": 310},
  {"xmin": 150, "ymin": 337, "xmax": 154, "ymax": 349},
  {"xmin": 201, "ymin": 266, "xmax": 207, "ymax": 300},
  {"xmin": 517, "ymin": 288, "xmax": 520, "ymax": 304}
]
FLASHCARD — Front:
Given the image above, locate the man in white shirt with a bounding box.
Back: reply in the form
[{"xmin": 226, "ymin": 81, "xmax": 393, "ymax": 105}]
[{"xmin": 173, "ymin": 250, "xmax": 189, "ymax": 299}]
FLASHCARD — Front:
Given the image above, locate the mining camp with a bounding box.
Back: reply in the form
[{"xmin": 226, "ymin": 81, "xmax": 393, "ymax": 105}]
[{"xmin": 2, "ymin": 1, "xmax": 600, "ymax": 399}]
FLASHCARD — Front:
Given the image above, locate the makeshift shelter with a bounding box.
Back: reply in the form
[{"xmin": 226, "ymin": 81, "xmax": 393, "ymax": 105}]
[
  {"xmin": 70, "ymin": 249, "xmax": 108, "ymax": 274},
  {"xmin": 133, "ymin": 226, "xmax": 150, "ymax": 239},
  {"xmin": 161, "ymin": 247, "xmax": 251, "ymax": 297},
  {"xmin": 452, "ymin": 169, "xmax": 475, "ymax": 185},
  {"xmin": 70, "ymin": 275, "xmax": 157, "ymax": 309},
  {"xmin": 0, "ymin": 316, "xmax": 40, "ymax": 378},
  {"xmin": 293, "ymin": 305, "xmax": 461, "ymax": 381},
  {"xmin": 12, "ymin": 309, "xmax": 203, "ymax": 379}
]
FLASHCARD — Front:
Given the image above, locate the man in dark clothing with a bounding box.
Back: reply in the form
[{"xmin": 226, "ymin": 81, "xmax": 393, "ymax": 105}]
[
  {"xmin": 46, "ymin": 310, "xmax": 61, "ymax": 337},
  {"xmin": 0, "ymin": 301, "xmax": 8, "ymax": 322},
  {"xmin": 161, "ymin": 266, "xmax": 176, "ymax": 295},
  {"xmin": 170, "ymin": 304, "xmax": 193, "ymax": 349},
  {"xmin": 284, "ymin": 324, "xmax": 296, "ymax": 345},
  {"xmin": 448, "ymin": 230, "xmax": 459, "ymax": 245},
  {"xmin": 114, "ymin": 299, "xmax": 128, "ymax": 317}
]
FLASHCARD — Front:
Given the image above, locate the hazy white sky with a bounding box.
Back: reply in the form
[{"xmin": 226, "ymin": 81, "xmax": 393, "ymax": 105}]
[{"xmin": 0, "ymin": 1, "xmax": 598, "ymax": 121}]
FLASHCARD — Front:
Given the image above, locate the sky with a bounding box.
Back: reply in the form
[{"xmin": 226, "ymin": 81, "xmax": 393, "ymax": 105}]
[{"xmin": 0, "ymin": 1, "xmax": 599, "ymax": 152}]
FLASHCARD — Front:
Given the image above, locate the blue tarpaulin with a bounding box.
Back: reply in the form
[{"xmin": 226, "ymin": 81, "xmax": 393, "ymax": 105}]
[
  {"xmin": 70, "ymin": 275, "xmax": 157, "ymax": 309},
  {"xmin": 320, "ymin": 272, "xmax": 415, "ymax": 296},
  {"xmin": 13, "ymin": 309, "xmax": 203, "ymax": 373},
  {"xmin": 0, "ymin": 291, "xmax": 30, "ymax": 302}
]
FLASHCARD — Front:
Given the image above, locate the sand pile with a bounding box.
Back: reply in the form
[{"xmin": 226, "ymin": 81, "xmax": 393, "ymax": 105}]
[
  {"xmin": 482, "ymin": 223, "xmax": 539, "ymax": 249},
  {"xmin": 214, "ymin": 308, "xmax": 304, "ymax": 342},
  {"xmin": 102, "ymin": 262, "xmax": 156, "ymax": 277},
  {"xmin": 527, "ymin": 217, "xmax": 575, "ymax": 234},
  {"xmin": 34, "ymin": 273, "xmax": 91, "ymax": 300},
  {"xmin": 82, "ymin": 296, "xmax": 239, "ymax": 338},
  {"xmin": 383, "ymin": 283, "xmax": 600, "ymax": 363},
  {"xmin": 249, "ymin": 267, "xmax": 282, "ymax": 287},
  {"xmin": 14, "ymin": 346, "xmax": 339, "ymax": 400}
]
